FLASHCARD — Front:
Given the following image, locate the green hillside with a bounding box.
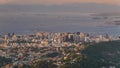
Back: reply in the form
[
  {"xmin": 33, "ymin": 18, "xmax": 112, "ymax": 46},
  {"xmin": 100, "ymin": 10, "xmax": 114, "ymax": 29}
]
[{"xmin": 81, "ymin": 41, "xmax": 120, "ymax": 68}]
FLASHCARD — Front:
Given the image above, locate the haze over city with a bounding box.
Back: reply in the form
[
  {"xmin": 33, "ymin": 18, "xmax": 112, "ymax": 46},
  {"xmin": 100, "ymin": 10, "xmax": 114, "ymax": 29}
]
[{"xmin": 0, "ymin": 0, "xmax": 120, "ymax": 35}]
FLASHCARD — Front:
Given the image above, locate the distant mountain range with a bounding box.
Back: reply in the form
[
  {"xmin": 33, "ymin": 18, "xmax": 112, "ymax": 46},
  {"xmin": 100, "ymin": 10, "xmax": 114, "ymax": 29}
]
[{"xmin": 0, "ymin": 3, "xmax": 120, "ymax": 13}]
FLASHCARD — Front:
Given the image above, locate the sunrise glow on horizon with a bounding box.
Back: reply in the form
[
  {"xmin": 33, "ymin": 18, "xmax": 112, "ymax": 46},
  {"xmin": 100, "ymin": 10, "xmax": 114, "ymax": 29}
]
[{"xmin": 0, "ymin": 0, "xmax": 120, "ymax": 5}]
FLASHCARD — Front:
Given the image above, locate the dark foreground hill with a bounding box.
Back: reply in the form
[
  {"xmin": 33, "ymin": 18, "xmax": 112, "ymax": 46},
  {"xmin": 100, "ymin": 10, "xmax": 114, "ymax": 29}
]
[{"xmin": 81, "ymin": 41, "xmax": 120, "ymax": 68}]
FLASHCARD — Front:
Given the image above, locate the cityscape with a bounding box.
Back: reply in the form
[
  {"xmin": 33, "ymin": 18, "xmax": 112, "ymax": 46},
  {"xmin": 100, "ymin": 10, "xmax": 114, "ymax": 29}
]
[
  {"xmin": 0, "ymin": 32, "xmax": 120, "ymax": 68},
  {"xmin": 0, "ymin": 0, "xmax": 120, "ymax": 68}
]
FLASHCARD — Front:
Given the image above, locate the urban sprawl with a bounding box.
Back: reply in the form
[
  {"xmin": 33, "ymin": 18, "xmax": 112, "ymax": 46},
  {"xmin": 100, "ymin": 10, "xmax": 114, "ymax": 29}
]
[{"xmin": 0, "ymin": 32, "xmax": 120, "ymax": 68}]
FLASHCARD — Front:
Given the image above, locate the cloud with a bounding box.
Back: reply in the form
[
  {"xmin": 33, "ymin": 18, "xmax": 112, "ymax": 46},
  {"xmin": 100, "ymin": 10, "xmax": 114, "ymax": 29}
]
[{"xmin": 0, "ymin": 0, "xmax": 120, "ymax": 5}]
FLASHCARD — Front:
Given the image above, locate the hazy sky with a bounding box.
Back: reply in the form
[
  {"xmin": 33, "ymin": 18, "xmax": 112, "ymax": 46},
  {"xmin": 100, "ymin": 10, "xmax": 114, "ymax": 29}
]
[
  {"xmin": 0, "ymin": 0, "xmax": 120, "ymax": 34},
  {"xmin": 0, "ymin": 0, "xmax": 120, "ymax": 5},
  {"xmin": 0, "ymin": 0, "xmax": 119, "ymax": 13}
]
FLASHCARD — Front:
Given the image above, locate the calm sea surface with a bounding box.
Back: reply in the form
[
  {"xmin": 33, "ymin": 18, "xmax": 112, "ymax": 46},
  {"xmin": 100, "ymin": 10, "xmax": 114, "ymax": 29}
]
[{"xmin": 0, "ymin": 13, "xmax": 120, "ymax": 35}]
